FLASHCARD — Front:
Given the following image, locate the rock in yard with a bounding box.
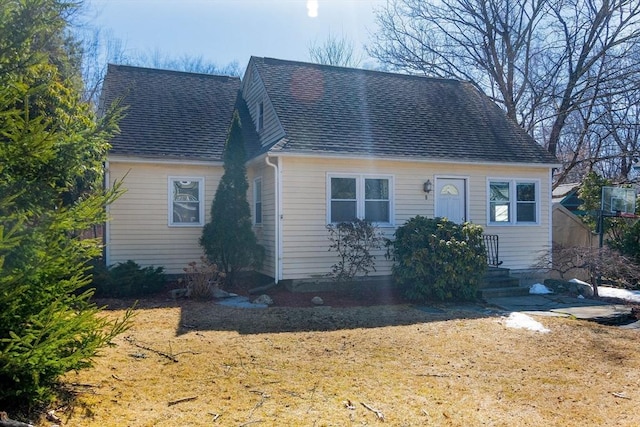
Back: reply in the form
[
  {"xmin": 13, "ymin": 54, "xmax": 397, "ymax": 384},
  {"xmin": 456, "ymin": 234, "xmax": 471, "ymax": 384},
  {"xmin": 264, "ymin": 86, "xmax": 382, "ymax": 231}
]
[
  {"xmin": 211, "ymin": 288, "xmax": 238, "ymax": 299},
  {"xmin": 169, "ymin": 288, "xmax": 190, "ymax": 299},
  {"xmin": 569, "ymin": 278, "xmax": 594, "ymax": 297},
  {"xmin": 253, "ymin": 294, "xmax": 274, "ymax": 305},
  {"xmin": 311, "ymin": 296, "xmax": 324, "ymax": 305}
]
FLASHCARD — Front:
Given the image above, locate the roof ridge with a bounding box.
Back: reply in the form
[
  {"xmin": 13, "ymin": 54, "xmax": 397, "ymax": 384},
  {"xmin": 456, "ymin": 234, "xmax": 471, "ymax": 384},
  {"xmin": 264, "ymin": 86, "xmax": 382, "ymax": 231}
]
[
  {"xmin": 252, "ymin": 56, "xmax": 465, "ymax": 84},
  {"xmin": 107, "ymin": 63, "xmax": 240, "ymax": 81}
]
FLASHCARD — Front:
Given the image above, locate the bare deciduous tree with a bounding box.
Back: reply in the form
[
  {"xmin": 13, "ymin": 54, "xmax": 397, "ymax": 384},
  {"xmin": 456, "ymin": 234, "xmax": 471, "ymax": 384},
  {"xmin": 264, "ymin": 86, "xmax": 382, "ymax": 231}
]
[
  {"xmin": 76, "ymin": 27, "xmax": 241, "ymax": 106},
  {"xmin": 536, "ymin": 244, "xmax": 640, "ymax": 296},
  {"xmin": 309, "ymin": 32, "xmax": 362, "ymax": 67},
  {"xmin": 133, "ymin": 48, "xmax": 242, "ymax": 76},
  {"xmin": 368, "ymin": 0, "xmax": 640, "ymax": 184},
  {"xmin": 78, "ymin": 28, "xmax": 129, "ymax": 105}
]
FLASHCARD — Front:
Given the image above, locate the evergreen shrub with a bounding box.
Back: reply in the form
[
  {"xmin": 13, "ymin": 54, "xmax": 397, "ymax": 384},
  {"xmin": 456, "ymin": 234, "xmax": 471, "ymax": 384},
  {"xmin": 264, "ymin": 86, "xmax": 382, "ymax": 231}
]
[
  {"xmin": 92, "ymin": 260, "xmax": 166, "ymax": 297},
  {"xmin": 387, "ymin": 216, "xmax": 486, "ymax": 301},
  {"xmin": 200, "ymin": 112, "xmax": 264, "ymax": 283}
]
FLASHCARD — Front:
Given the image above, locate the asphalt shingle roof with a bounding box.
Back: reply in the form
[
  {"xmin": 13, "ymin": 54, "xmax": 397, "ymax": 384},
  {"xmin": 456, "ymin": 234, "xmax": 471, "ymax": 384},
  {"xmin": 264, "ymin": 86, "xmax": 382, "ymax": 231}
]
[
  {"xmin": 101, "ymin": 64, "xmax": 240, "ymax": 161},
  {"xmin": 251, "ymin": 57, "xmax": 559, "ymax": 165}
]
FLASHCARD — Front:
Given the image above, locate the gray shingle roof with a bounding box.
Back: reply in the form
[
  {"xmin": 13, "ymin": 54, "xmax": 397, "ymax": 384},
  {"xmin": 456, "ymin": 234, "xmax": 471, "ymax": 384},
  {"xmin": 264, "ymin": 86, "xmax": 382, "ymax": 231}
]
[
  {"xmin": 250, "ymin": 57, "xmax": 559, "ymax": 165},
  {"xmin": 101, "ymin": 64, "xmax": 240, "ymax": 161}
]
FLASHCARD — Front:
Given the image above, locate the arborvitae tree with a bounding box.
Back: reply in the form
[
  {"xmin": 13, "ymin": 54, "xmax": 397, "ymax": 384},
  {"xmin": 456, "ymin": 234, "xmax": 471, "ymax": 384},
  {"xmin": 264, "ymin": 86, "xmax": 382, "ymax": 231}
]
[
  {"xmin": 0, "ymin": 0, "xmax": 132, "ymax": 408},
  {"xmin": 200, "ymin": 112, "xmax": 263, "ymax": 283}
]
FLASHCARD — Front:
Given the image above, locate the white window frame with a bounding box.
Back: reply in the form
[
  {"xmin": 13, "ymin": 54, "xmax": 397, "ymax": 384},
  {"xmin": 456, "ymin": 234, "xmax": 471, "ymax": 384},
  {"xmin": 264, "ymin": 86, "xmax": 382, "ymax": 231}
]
[
  {"xmin": 253, "ymin": 177, "xmax": 263, "ymax": 225},
  {"xmin": 168, "ymin": 176, "xmax": 205, "ymax": 227},
  {"xmin": 487, "ymin": 178, "xmax": 540, "ymax": 226},
  {"xmin": 326, "ymin": 173, "xmax": 394, "ymax": 226}
]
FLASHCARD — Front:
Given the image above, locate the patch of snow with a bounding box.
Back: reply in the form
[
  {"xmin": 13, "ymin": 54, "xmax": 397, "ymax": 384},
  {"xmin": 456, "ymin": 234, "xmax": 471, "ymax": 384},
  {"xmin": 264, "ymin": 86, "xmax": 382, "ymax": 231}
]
[
  {"xmin": 568, "ymin": 278, "xmax": 591, "ymax": 286},
  {"xmin": 577, "ymin": 295, "xmax": 585, "ymax": 299},
  {"xmin": 505, "ymin": 312, "xmax": 550, "ymax": 333},
  {"xmin": 598, "ymin": 286, "xmax": 640, "ymax": 303},
  {"xmin": 529, "ymin": 283, "xmax": 553, "ymax": 294}
]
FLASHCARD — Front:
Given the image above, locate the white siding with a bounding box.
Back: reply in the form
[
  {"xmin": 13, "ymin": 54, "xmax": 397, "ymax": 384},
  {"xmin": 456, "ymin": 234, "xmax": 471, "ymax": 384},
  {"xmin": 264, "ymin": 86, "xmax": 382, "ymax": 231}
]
[
  {"xmin": 242, "ymin": 65, "xmax": 285, "ymax": 146},
  {"xmin": 106, "ymin": 160, "xmax": 223, "ymax": 275},
  {"xmin": 277, "ymin": 157, "xmax": 553, "ymax": 280},
  {"xmin": 247, "ymin": 160, "xmax": 277, "ymax": 279},
  {"xmin": 107, "ymin": 155, "xmax": 553, "ymax": 280}
]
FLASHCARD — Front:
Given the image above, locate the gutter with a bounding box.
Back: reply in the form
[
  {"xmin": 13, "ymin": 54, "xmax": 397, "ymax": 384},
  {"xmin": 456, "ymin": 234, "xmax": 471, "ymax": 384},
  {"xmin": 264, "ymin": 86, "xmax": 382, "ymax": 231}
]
[
  {"xmin": 264, "ymin": 154, "xmax": 282, "ymax": 283},
  {"xmin": 269, "ymin": 150, "xmax": 561, "ymax": 169}
]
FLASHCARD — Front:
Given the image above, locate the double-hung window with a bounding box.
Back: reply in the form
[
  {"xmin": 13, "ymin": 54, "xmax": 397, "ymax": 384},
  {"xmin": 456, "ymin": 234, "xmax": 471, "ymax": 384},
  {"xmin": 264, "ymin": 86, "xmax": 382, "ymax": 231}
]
[
  {"xmin": 169, "ymin": 177, "xmax": 204, "ymax": 226},
  {"xmin": 488, "ymin": 180, "xmax": 538, "ymax": 224},
  {"xmin": 328, "ymin": 175, "xmax": 392, "ymax": 224}
]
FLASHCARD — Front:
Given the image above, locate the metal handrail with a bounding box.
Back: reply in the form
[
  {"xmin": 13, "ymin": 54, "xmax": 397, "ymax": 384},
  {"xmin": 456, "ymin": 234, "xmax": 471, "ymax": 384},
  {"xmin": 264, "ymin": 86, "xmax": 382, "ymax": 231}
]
[{"xmin": 482, "ymin": 234, "xmax": 502, "ymax": 267}]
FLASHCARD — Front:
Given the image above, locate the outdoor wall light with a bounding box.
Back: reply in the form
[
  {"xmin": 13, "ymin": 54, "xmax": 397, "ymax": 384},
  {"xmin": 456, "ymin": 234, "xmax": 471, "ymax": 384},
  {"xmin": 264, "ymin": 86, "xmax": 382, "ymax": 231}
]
[{"xmin": 423, "ymin": 179, "xmax": 432, "ymax": 194}]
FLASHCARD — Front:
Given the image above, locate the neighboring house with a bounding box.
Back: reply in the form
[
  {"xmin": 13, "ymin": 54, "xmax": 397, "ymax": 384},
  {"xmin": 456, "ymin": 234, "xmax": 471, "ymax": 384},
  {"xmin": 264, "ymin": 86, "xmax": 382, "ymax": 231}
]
[
  {"xmin": 552, "ymin": 204, "xmax": 596, "ymax": 248},
  {"xmin": 552, "ymin": 183, "xmax": 594, "ymax": 249},
  {"xmin": 552, "ymin": 183, "xmax": 584, "ymax": 214},
  {"xmin": 101, "ymin": 57, "xmax": 560, "ymax": 283}
]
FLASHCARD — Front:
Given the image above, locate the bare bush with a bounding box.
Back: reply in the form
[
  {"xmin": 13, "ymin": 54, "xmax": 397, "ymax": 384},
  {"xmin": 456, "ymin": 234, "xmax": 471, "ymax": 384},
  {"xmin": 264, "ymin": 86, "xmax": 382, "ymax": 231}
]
[
  {"xmin": 183, "ymin": 257, "xmax": 226, "ymax": 299},
  {"xmin": 536, "ymin": 244, "xmax": 640, "ymax": 296}
]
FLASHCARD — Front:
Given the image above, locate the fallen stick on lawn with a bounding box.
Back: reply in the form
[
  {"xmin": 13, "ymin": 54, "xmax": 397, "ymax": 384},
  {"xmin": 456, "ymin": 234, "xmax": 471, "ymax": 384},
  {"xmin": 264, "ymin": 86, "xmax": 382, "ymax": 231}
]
[
  {"xmin": 417, "ymin": 373, "xmax": 450, "ymax": 378},
  {"xmin": 611, "ymin": 392, "xmax": 631, "ymax": 400},
  {"xmin": 167, "ymin": 396, "xmax": 198, "ymax": 406},
  {"xmin": 124, "ymin": 336, "xmax": 179, "ymax": 362},
  {"xmin": 361, "ymin": 402, "xmax": 385, "ymax": 421},
  {"xmin": 238, "ymin": 420, "xmax": 263, "ymax": 426},
  {"xmin": 248, "ymin": 392, "xmax": 269, "ymax": 418}
]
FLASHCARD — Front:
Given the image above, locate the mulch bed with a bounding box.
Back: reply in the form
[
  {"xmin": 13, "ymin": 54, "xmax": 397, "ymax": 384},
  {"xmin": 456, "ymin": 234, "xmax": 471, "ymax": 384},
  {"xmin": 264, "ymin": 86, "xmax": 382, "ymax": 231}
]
[{"xmin": 229, "ymin": 280, "xmax": 409, "ymax": 308}]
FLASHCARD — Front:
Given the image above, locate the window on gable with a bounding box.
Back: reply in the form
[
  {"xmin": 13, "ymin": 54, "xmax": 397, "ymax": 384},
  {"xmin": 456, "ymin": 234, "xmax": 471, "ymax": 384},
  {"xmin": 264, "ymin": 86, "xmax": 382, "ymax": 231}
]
[
  {"xmin": 257, "ymin": 101, "xmax": 264, "ymax": 131},
  {"xmin": 254, "ymin": 177, "xmax": 263, "ymax": 225},
  {"xmin": 489, "ymin": 180, "xmax": 538, "ymax": 224},
  {"xmin": 169, "ymin": 177, "xmax": 204, "ymax": 226},
  {"xmin": 329, "ymin": 175, "xmax": 392, "ymax": 224}
]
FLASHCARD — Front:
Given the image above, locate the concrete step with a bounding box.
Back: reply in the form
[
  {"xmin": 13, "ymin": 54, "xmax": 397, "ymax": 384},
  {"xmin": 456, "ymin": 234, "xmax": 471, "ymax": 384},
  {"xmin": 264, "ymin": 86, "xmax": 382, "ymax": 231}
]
[
  {"xmin": 484, "ymin": 267, "xmax": 512, "ymax": 279},
  {"xmin": 479, "ymin": 276, "xmax": 520, "ymax": 289},
  {"xmin": 479, "ymin": 286, "xmax": 530, "ymax": 299}
]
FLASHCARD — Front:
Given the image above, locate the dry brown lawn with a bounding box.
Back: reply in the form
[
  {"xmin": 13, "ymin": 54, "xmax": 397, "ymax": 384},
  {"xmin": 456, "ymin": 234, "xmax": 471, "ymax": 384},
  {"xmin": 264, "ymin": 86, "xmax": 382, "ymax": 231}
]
[{"xmin": 49, "ymin": 299, "xmax": 640, "ymax": 426}]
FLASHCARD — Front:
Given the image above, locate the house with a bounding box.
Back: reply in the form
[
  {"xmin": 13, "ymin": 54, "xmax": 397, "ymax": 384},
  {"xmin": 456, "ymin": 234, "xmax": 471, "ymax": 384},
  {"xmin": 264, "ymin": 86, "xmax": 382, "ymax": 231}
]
[
  {"xmin": 100, "ymin": 57, "xmax": 560, "ymax": 284},
  {"xmin": 552, "ymin": 204, "xmax": 596, "ymax": 248},
  {"xmin": 99, "ymin": 65, "xmax": 241, "ymax": 273},
  {"xmin": 552, "ymin": 183, "xmax": 584, "ymax": 214},
  {"xmin": 552, "ymin": 183, "xmax": 595, "ymax": 249}
]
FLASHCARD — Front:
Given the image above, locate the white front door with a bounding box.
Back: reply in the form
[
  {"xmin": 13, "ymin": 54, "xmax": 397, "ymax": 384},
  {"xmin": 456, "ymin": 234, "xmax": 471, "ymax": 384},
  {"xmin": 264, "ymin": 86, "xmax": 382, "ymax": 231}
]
[{"xmin": 435, "ymin": 178, "xmax": 467, "ymax": 223}]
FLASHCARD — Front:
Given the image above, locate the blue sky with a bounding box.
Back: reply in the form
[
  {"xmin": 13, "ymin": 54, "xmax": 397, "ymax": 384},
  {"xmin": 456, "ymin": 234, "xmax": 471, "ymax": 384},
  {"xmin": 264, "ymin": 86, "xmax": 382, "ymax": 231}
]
[{"xmin": 85, "ymin": 0, "xmax": 385, "ymax": 70}]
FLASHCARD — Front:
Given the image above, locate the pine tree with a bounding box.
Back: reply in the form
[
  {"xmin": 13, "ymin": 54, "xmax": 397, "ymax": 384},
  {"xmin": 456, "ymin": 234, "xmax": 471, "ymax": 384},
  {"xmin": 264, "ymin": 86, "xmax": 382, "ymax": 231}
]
[
  {"xmin": 0, "ymin": 0, "xmax": 131, "ymax": 407},
  {"xmin": 200, "ymin": 112, "xmax": 263, "ymax": 283}
]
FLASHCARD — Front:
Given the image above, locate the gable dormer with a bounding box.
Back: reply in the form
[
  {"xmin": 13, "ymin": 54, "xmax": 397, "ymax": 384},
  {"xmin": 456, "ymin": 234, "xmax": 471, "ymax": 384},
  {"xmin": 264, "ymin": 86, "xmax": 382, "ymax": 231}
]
[{"xmin": 240, "ymin": 58, "xmax": 286, "ymax": 148}]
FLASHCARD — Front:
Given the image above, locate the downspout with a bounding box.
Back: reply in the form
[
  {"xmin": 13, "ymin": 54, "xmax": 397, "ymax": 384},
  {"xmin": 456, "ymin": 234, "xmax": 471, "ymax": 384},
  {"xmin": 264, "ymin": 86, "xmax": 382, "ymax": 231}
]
[
  {"xmin": 265, "ymin": 154, "xmax": 281, "ymax": 283},
  {"xmin": 104, "ymin": 160, "xmax": 111, "ymax": 266},
  {"xmin": 548, "ymin": 168, "xmax": 554, "ymax": 264}
]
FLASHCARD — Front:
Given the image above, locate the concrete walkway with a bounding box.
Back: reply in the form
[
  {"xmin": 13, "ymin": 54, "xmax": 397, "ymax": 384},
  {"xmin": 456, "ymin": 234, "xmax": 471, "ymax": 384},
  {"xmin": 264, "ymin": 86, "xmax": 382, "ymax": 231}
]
[{"xmin": 485, "ymin": 294, "xmax": 635, "ymax": 326}]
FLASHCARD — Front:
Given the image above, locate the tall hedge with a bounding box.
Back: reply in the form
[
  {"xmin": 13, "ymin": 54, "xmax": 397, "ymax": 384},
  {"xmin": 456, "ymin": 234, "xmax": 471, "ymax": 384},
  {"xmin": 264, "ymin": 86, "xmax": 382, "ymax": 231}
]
[{"xmin": 388, "ymin": 216, "xmax": 487, "ymax": 301}]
